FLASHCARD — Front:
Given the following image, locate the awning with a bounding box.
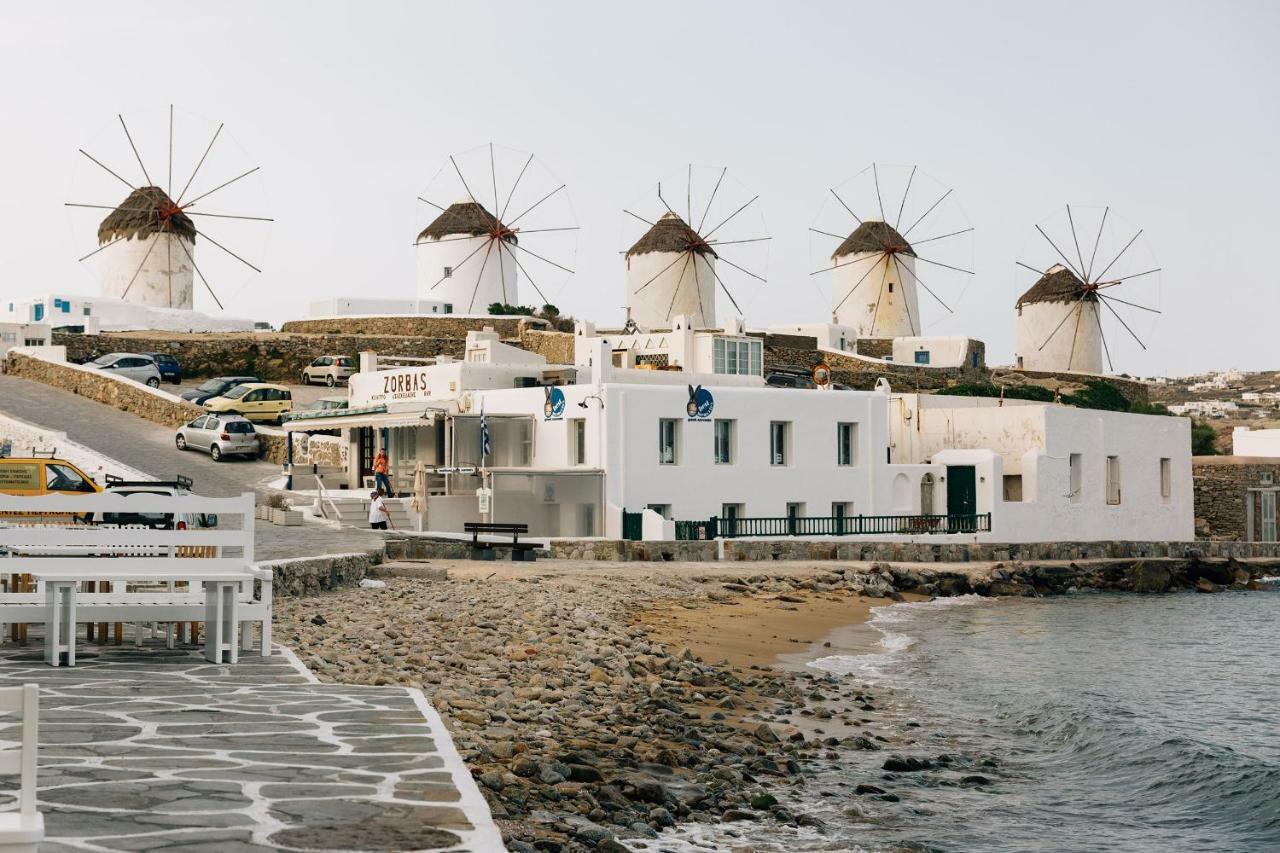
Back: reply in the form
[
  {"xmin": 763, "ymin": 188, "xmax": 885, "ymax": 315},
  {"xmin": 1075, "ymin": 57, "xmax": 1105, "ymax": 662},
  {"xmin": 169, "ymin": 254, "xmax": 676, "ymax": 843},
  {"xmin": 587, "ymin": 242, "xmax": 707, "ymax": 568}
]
[{"xmin": 283, "ymin": 409, "xmax": 443, "ymax": 432}]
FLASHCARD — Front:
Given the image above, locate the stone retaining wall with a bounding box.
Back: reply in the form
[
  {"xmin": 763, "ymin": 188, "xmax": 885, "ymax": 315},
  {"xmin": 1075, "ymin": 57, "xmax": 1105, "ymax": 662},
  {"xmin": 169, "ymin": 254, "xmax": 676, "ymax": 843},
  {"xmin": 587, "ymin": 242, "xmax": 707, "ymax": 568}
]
[
  {"xmin": 518, "ymin": 329, "xmax": 576, "ymax": 365},
  {"xmin": 280, "ymin": 316, "xmax": 546, "ymax": 337},
  {"xmin": 5, "ymin": 352, "xmax": 204, "ymax": 427},
  {"xmin": 257, "ymin": 551, "xmax": 381, "ymax": 597},
  {"xmin": 52, "ymin": 331, "xmax": 467, "ymax": 383},
  {"xmin": 1003, "ymin": 368, "xmax": 1151, "ymax": 405}
]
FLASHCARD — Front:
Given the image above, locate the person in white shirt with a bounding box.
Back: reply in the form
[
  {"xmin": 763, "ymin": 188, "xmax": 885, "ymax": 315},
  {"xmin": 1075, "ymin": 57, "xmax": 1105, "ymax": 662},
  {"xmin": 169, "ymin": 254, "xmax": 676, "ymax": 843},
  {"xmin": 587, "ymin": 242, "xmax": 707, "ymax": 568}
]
[{"xmin": 368, "ymin": 489, "xmax": 393, "ymax": 530}]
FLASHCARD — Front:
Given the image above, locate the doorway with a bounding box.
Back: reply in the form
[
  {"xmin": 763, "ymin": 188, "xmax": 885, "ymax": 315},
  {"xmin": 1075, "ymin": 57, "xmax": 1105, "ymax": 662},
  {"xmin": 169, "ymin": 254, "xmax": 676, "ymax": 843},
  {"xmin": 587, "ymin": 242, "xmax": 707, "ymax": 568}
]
[{"xmin": 946, "ymin": 465, "xmax": 977, "ymax": 531}]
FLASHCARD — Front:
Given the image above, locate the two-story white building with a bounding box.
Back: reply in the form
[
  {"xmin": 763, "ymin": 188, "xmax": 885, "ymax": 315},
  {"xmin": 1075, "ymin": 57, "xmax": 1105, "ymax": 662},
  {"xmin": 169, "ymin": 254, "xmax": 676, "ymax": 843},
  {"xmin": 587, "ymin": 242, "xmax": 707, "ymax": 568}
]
[{"xmin": 283, "ymin": 323, "xmax": 1194, "ymax": 543}]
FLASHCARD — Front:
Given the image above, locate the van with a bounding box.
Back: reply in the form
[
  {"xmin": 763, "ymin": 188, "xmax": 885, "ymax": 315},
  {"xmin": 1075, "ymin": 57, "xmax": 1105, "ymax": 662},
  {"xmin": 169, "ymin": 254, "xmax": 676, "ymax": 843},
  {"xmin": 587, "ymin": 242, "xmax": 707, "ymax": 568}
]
[{"xmin": 0, "ymin": 457, "xmax": 102, "ymax": 496}]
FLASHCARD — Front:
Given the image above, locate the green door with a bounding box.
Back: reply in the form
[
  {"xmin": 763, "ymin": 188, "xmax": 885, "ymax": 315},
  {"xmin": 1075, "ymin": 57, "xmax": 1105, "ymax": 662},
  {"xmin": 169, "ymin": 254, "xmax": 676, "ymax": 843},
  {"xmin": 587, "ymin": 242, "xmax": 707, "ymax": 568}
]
[{"xmin": 946, "ymin": 465, "xmax": 977, "ymax": 532}]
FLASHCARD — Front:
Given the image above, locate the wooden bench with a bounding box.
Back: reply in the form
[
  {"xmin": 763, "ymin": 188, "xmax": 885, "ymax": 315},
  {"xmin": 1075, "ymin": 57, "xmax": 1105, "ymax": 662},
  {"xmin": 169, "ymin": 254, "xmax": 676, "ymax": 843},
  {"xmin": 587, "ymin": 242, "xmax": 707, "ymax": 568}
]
[
  {"xmin": 0, "ymin": 492, "xmax": 271, "ymax": 667},
  {"xmin": 463, "ymin": 522, "xmax": 536, "ymax": 562}
]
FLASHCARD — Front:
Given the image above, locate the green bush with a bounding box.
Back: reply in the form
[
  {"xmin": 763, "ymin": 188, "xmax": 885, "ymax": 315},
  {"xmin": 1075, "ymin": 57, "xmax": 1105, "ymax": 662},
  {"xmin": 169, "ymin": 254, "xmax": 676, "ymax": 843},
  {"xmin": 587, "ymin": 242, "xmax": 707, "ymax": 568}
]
[{"xmin": 1191, "ymin": 420, "xmax": 1220, "ymax": 455}]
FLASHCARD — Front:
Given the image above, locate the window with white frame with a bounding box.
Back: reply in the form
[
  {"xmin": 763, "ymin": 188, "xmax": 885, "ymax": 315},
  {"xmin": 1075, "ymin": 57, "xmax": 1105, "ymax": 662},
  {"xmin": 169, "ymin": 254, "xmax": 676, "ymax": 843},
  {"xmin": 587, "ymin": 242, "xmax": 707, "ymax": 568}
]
[
  {"xmin": 658, "ymin": 419, "xmax": 678, "ymax": 465},
  {"xmin": 712, "ymin": 337, "xmax": 763, "ymax": 376},
  {"xmin": 770, "ymin": 421, "xmax": 790, "ymax": 466},
  {"xmin": 1106, "ymin": 455, "xmax": 1122, "ymax": 505},
  {"xmin": 837, "ymin": 422, "xmax": 858, "ymax": 466},
  {"xmin": 714, "ymin": 419, "xmax": 735, "ymax": 464}
]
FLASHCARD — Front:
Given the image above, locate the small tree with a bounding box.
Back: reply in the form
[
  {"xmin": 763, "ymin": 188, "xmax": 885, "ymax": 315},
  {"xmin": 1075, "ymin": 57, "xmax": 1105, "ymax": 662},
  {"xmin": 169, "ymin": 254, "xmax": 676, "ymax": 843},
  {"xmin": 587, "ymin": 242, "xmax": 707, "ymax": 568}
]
[{"xmin": 1190, "ymin": 420, "xmax": 1219, "ymax": 456}]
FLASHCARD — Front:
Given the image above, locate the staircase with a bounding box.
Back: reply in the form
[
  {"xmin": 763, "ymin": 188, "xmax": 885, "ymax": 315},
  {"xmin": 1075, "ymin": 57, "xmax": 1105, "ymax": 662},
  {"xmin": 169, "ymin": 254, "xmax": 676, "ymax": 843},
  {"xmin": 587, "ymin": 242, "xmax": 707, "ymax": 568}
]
[{"xmin": 321, "ymin": 496, "xmax": 417, "ymax": 531}]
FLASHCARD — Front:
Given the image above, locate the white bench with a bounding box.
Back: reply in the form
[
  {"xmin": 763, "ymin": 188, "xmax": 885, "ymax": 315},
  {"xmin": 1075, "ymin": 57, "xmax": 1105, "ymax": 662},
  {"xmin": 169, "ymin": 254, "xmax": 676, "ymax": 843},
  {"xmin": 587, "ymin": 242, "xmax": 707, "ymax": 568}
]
[
  {"xmin": 0, "ymin": 684, "xmax": 42, "ymax": 852},
  {"xmin": 0, "ymin": 492, "xmax": 270, "ymax": 666}
]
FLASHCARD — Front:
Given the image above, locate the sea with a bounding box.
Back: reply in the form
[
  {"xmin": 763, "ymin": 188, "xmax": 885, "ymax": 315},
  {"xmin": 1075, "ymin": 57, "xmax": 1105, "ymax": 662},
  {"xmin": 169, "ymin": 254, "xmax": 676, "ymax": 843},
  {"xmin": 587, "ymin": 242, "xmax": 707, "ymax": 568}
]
[{"xmin": 627, "ymin": 581, "xmax": 1280, "ymax": 852}]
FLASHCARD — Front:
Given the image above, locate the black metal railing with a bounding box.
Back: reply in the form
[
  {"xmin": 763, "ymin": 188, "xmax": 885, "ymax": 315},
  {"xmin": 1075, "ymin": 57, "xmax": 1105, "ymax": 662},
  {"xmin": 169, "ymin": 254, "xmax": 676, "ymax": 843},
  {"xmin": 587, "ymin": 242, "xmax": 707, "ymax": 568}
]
[{"xmin": 674, "ymin": 513, "xmax": 992, "ymax": 540}]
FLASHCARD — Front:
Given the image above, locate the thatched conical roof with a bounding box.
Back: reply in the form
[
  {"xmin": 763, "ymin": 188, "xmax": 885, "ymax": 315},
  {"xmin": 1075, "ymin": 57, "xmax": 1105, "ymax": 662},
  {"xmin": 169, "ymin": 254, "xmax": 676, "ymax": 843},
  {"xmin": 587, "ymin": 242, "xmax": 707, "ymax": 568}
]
[
  {"xmin": 832, "ymin": 219, "xmax": 914, "ymax": 259},
  {"xmin": 1017, "ymin": 264, "xmax": 1094, "ymax": 307},
  {"xmin": 97, "ymin": 187, "xmax": 196, "ymax": 244},
  {"xmin": 417, "ymin": 200, "xmax": 515, "ymax": 243},
  {"xmin": 626, "ymin": 212, "xmax": 717, "ymax": 258}
]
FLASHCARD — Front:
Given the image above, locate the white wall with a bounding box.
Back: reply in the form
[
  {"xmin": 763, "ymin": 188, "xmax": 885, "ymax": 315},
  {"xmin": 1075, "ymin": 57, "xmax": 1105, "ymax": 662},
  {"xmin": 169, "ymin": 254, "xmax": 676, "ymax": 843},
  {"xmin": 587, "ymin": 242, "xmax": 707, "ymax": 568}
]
[
  {"xmin": 625, "ymin": 251, "xmax": 716, "ymax": 330},
  {"xmin": 832, "ymin": 250, "xmax": 921, "ymax": 336},
  {"xmin": 1233, "ymin": 427, "xmax": 1280, "ymax": 457},
  {"xmin": 308, "ymin": 298, "xmax": 450, "ymax": 317},
  {"xmin": 100, "ymin": 233, "xmax": 195, "ymax": 309},
  {"xmin": 416, "ymin": 234, "xmax": 519, "ymax": 313},
  {"xmin": 764, "ymin": 323, "xmax": 858, "ymax": 353},
  {"xmin": 891, "ymin": 336, "xmax": 973, "ymax": 368},
  {"xmin": 1014, "ymin": 300, "xmax": 1103, "ymax": 373}
]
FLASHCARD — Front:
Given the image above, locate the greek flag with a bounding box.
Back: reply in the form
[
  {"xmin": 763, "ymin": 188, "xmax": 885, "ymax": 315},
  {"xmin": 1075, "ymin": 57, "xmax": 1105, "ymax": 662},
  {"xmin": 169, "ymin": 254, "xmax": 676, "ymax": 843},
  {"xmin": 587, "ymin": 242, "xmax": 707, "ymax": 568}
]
[{"xmin": 480, "ymin": 405, "xmax": 491, "ymax": 462}]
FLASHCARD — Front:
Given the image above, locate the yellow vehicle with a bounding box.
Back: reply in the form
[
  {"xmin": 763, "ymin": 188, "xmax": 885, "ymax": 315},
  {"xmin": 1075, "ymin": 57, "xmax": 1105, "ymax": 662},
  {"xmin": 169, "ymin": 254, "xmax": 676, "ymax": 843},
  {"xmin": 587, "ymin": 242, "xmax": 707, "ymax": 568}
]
[
  {"xmin": 0, "ymin": 457, "xmax": 102, "ymax": 496},
  {"xmin": 203, "ymin": 382, "xmax": 293, "ymax": 424}
]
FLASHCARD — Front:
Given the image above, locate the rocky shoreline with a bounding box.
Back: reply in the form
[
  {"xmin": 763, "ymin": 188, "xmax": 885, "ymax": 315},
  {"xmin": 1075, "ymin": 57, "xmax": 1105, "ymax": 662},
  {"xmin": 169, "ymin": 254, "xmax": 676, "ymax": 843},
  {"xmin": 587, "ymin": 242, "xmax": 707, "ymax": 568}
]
[{"xmin": 274, "ymin": 556, "xmax": 1278, "ymax": 852}]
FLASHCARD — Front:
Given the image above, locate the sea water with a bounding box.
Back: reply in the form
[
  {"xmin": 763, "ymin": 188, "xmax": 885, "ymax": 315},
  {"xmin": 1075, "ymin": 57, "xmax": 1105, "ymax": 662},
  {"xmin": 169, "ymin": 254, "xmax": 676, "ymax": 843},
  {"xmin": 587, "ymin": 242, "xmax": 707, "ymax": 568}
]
[{"xmin": 630, "ymin": 582, "xmax": 1280, "ymax": 852}]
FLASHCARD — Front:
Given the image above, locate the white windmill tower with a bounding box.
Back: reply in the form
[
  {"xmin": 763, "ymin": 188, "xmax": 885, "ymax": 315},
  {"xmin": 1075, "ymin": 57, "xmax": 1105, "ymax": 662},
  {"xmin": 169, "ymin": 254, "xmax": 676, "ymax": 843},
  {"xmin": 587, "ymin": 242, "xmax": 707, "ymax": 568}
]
[
  {"xmin": 67, "ymin": 105, "xmax": 272, "ymax": 314},
  {"xmin": 415, "ymin": 144, "xmax": 578, "ymax": 315},
  {"xmin": 810, "ymin": 164, "xmax": 973, "ymax": 339},
  {"xmin": 1013, "ymin": 206, "xmax": 1161, "ymax": 374},
  {"xmin": 623, "ymin": 166, "xmax": 769, "ymax": 330}
]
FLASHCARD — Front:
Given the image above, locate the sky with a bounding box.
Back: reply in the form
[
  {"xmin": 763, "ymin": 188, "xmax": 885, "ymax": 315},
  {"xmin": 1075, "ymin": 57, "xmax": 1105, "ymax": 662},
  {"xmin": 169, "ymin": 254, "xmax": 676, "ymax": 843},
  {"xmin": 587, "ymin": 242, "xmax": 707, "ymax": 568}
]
[{"xmin": 1, "ymin": 1, "xmax": 1276, "ymax": 377}]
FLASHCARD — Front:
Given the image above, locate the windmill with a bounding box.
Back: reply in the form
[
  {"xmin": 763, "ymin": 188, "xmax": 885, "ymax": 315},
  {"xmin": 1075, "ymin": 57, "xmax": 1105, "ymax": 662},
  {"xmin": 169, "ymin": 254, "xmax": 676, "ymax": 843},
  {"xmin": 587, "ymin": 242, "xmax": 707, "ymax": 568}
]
[
  {"xmin": 65, "ymin": 105, "xmax": 272, "ymax": 312},
  {"xmin": 622, "ymin": 165, "xmax": 769, "ymax": 330},
  {"xmin": 1013, "ymin": 206, "xmax": 1161, "ymax": 374},
  {"xmin": 809, "ymin": 163, "xmax": 973, "ymax": 338},
  {"xmin": 414, "ymin": 143, "xmax": 578, "ymax": 315}
]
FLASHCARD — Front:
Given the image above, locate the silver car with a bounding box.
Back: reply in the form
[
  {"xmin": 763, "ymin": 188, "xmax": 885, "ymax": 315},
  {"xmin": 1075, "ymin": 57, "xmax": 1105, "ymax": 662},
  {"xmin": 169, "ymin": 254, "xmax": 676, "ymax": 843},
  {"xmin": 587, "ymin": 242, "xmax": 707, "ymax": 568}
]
[
  {"xmin": 175, "ymin": 414, "xmax": 259, "ymax": 462},
  {"xmin": 84, "ymin": 352, "xmax": 162, "ymax": 387}
]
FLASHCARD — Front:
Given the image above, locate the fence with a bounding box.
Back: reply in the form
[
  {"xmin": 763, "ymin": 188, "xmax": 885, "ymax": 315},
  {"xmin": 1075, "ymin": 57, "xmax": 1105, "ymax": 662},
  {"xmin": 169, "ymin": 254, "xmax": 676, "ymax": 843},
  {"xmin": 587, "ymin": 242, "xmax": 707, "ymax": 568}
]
[{"xmin": 674, "ymin": 513, "xmax": 993, "ymax": 540}]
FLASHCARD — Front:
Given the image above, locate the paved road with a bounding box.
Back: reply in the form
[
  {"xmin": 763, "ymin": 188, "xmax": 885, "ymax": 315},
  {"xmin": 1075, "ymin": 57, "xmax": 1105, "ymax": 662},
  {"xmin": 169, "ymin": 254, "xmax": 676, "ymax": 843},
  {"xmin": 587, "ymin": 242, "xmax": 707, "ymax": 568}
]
[{"xmin": 0, "ymin": 374, "xmax": 385, "ymax": 561}]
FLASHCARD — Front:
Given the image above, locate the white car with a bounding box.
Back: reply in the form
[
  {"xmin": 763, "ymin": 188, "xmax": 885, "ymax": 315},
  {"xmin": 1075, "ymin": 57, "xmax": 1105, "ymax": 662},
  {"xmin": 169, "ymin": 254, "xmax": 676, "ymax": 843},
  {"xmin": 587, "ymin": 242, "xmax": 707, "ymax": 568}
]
[{"xmin": 84, "ymin": 353, "xmax": 162, "ymax": 387}]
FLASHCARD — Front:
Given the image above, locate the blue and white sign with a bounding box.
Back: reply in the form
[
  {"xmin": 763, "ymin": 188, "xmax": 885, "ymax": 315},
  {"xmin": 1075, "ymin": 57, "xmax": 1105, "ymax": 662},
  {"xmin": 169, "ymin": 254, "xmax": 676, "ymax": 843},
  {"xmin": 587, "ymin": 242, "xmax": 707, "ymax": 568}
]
[
  {"xmin": 686, "ymin": 384, "xmax": 714, "ymax": 421},
  {"xmin": 544, "ymin": 386, "xmax": 566, "ymax": 420}
]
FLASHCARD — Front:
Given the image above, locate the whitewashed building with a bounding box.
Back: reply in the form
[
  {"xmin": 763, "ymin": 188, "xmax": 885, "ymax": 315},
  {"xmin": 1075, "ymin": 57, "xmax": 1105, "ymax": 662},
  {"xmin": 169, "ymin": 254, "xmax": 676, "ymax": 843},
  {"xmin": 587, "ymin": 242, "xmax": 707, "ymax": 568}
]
[
  {"xmin": 0, "ymin": 322, "xmax": 51, "ymax": 356},
  {"xmin": 308, "ymin": 297, "xmax": 452, "ymax": 318},
  {"xmin": 284, "ymin": 324, "xmax": 1194, "ymax": 544},
  {"xmin": 625, "ymin": 213, "xmax": 717, "ymax": 330},
  {"xmin": 415, "ymin": 200, "xmax": 518, "ymax": 314},
  {"xmin": 1233, "ymin": 427, "xmax": 1280, "ymax": 457},
  {"xmin": 1014, "ymin": 265, "xmax": 1103, "ymax": 374}
]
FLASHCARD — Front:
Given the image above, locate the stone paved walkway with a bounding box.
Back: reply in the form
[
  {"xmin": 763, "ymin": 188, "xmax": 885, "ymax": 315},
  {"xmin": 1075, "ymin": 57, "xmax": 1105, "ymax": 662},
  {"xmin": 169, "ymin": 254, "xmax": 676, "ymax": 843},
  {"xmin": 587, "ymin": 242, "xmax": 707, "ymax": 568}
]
[{"xmin": 0, "ymin": 641, "xmax": 503, "ymax": 852}]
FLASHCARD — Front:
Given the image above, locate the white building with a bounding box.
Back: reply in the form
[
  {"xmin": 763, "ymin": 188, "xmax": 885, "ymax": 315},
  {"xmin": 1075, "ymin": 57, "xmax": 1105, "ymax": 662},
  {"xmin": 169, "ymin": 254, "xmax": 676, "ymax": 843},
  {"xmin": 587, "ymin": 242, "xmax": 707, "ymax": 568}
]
[
  {"xmin": 1014, "ymin": 265, "xmax": 1103, "ymax": 374},
  {"xmin": 830, "ymin": 220, "xmax": 920, "ymax": 337},
  {"xmin": 0, "ymin": 322, "xmax": 51, "ymax": 356},
  {"xmin": 1167, "ymin": 400, "xmax": 1238, "ymax": 418},
  {"xmin": 625, "ymin": 213, "xmax": 717, "ymax": 330},
  {"xmin": 308, "ymin": 297, "xmax": 452, "ymax": 319},
  {"xmin": 416, "ymin": 200, "xmax": 518, "ymax": 314},
  {"xmin": 284, "ymin": 327, "xmax": 1193, "ymax": 544},
  {"xmin": 580, "ymin": 316, "xmax": 763, "ymax": 378},
  {"xmin": 0, "ymin": 294, "xmax": 254, "ymax": 334},
  {"xmin": 1233, "ymin": 427, "xmax": 1280, "ymax": 457},
  {"xmin": 97, "ymin": 187, "xmax": 196, "ymax": 310}
]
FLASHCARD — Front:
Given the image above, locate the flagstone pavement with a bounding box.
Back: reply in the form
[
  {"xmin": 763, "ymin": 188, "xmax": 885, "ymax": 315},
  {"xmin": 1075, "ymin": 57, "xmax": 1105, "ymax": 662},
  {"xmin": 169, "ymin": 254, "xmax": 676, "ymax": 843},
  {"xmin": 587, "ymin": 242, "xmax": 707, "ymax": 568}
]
[{"xmin": 0, "ymin": 641, "xmax": 504, "ymax": 852}]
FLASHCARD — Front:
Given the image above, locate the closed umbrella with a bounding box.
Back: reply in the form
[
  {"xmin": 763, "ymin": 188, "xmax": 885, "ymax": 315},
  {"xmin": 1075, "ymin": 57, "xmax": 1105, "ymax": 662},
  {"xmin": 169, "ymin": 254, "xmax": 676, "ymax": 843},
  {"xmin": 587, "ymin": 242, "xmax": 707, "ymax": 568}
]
[{"xmin": 411, "ymin": 462, "xmax": 428, "ymax": 530}]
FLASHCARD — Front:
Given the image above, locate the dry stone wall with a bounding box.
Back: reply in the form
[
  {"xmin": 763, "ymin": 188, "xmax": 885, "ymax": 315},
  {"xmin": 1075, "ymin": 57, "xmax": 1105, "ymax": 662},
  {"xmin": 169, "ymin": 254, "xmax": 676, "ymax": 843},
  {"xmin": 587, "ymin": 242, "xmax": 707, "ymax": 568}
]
[
  {"xmin": 1192, "ymin": 457, "xmax": 1280, "ymax": 540},
  {"xmin": 5, "ymin": 352, "xmax": 204, "ymax": 427},
  {"xmin": 518, "ymin": 329, "xmax": 576, "ymax": 365},
  {"xmin": 280, "ymin": 316, "xmax": 545, "ymax": 337}
]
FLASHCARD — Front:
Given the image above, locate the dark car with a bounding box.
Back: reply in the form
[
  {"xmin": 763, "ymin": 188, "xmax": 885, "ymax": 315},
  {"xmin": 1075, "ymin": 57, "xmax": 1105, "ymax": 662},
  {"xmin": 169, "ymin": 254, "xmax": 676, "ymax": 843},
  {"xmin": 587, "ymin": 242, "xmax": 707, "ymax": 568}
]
[
  {"xmin": 180, "ymin": 375, "xmax": 262, "ymax": 405},
  {"xmin": 143, "ymin": 352, "xmax": 183, "ymax": 384}
]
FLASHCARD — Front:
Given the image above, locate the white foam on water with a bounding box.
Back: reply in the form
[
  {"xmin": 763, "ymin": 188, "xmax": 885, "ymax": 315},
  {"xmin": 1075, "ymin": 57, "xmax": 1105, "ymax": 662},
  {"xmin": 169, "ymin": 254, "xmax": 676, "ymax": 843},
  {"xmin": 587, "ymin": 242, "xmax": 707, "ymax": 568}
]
[
  {"xmin": 807, "ymin": 594, "xmax": 989, "ymax": 682},
  {"xmin": 622, "ymin": 819, "xmax": 874, "ymax": 852}
]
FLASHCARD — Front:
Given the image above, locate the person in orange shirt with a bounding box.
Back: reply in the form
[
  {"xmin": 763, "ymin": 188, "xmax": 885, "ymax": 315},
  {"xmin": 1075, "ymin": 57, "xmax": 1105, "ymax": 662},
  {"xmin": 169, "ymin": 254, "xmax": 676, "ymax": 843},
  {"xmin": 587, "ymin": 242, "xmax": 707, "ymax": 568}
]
[{"xmin": 373, "ymin": 449, "xmax": 394, "ymax": 497}]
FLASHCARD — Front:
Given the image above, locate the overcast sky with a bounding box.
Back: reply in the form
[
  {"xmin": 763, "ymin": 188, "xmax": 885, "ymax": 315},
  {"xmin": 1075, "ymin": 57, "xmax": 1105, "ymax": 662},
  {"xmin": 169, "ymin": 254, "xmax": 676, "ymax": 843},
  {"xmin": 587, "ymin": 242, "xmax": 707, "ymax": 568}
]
[{"xmin": 1, "ymin": 1, "xmax": 1275, "ymax": 377}]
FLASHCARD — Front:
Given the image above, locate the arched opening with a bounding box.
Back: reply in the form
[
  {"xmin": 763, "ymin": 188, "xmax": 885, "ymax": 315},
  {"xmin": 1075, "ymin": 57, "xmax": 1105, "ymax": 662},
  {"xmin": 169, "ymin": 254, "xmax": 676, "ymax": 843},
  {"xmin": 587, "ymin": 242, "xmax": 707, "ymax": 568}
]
[
  {"xmin": 920, "ymin": 473, "xmax": 935, "ymax": 516},
  {"xmin": 892, "ymin": 473, "xmax": 911, "ymax": 512}
]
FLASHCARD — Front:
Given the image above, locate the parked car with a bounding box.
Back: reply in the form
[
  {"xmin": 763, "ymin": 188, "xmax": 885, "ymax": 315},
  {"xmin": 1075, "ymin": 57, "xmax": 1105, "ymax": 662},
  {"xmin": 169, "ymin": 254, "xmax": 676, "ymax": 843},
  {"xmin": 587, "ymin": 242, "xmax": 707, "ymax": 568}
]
[
  {"xmin": 142, "ymin": 352, "xmax": 183, "ymax": 384},
  {"xmin": 300, "ymin": 355, "xmax": 356, "ymax": 387},
  {"xmin": 203, "ymin": 383, "xmax": 293, "ymax": 424},
  {"xmin": 180, "ymin": 375, "xmax": 262, "ymax": 405},
  {"xmin": 304, "ymin": 395, "xmax": 348, "ymax": 412},
  {"xmin": 83, "ymin": 353, "xmax": 162, "ymax": 387},
  {"xmin": 765, "ymin": 371, "xmax": 817, "ymax": 389},
  {"xmin": 0, "ymin": 456, "xmax": 101, "ymax": 496},
  {"xmin": 100, "ymin": 474, "xmax": 218, "ymax": 528},
  {"xmin": 175, "ymin": 414, "xmax": 260, "ymax": 462}
]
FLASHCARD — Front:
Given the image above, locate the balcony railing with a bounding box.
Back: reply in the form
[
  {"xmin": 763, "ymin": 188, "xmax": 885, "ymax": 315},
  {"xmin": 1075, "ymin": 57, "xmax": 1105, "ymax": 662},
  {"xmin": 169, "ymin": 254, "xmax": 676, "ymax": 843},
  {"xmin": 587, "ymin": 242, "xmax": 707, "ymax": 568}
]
[{"xmin": 673, "ymin": 513, "xmax": 992, "ymax": 540}]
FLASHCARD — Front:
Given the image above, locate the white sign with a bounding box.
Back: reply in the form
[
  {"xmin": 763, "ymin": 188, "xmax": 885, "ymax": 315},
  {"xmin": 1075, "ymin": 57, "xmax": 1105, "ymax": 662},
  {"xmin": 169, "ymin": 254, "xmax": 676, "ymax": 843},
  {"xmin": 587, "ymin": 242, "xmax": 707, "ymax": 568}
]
[
  {"xmin": 477, "ymin": 488, "xmax": 492, "ymax": 514},
  {"xmin": 349, "ymin": 366, "xmax": 434, "ymax": 408}
]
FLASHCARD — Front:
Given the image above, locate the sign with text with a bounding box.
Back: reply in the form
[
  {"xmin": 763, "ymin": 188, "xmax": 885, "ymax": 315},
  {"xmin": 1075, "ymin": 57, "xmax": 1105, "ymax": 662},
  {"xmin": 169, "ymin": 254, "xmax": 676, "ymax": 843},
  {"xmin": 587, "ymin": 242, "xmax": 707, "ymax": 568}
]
[{"xmin": 349, "ymin": 367, "xmax": 434, "ymax": 408}]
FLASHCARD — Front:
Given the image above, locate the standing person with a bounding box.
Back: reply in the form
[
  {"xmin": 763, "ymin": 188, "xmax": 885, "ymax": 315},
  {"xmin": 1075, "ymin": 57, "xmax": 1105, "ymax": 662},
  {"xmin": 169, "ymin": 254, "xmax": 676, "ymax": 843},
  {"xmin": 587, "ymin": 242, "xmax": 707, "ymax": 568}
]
[
  {"xmin": 373, "ymin": 448, "xmax": 394, "ymax": 497},
  {"xmin": 368, "ymin": 489, "xmax": 394, "ymax": 530}
]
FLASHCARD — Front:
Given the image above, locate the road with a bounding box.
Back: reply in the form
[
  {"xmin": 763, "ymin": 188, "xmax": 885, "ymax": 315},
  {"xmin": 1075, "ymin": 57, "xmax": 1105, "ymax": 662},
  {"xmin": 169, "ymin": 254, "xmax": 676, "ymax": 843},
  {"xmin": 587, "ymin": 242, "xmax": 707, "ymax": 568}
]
[{"xmin": 0, "ymin": 374, "xmax": 385, "ymax": 561}]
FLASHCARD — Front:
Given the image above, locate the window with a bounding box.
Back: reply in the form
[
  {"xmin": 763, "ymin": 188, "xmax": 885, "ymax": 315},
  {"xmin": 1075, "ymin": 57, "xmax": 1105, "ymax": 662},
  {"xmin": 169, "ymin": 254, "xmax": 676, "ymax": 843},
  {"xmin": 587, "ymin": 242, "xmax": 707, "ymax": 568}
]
[
  {"xmin": 1069, "ymin": 453, "xmax": 1082, "ymax": 503},
  {"xmin": 658, "ymin": 419, "xmax": 678, "ymax": 465},
  {"xmin": 714, "ymin": 419, "xmax": 735, "ymax": 464},
  {"xmin": 443, "ymin": 303, "xmax": 453, "ymax": 313},
  {"xmin": 837, "ymin": 423, "xmax": 858, "ymax": 466},
  {"xmin": 770, "ymin": 421, "xmax": 790, "ymax": 466},
  {"xmin": 1106, "ymin": 456, "xmax": 1121, "ymax": 505},
  {"xmin": 1003, "ymin": 474, "xmax": 1023, "ymax": 502},
  {"xmin": 1160, "ymin": 457, "xmax": 1172, "ymax": 500},
  {"xmin": 442, "ymin": 266, "xmax": 453, "ymax": 278},
  {"xmin": 579, "ymin": 503, "xmax": 596, "ymax": 536},
  {"xmin": 570, "ymin": 418, "xmax": 586, "ymax": 465},
  {"xmin": 712, "ymin": 337, "xmax": 763, "ymax": 376},
  {"xmin": 888, "ymin": 282, "xmax": 894, "ymax": 292},
  {"xmin": 45, "ymin": 464, "xmax": 94, "ymax": 493},
  {"xmin": 23, "ymin": 338, "xmax": 42, "ymax": 346},
  {"xmin": 914, "ymin": 351, "xmax": 930, "ymax": 365}
]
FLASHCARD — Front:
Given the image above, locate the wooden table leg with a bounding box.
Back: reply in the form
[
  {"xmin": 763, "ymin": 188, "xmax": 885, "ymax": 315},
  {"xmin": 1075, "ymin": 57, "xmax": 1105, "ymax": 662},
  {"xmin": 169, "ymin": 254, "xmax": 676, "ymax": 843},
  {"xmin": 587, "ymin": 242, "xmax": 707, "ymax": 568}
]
[
  {"xmin": 45, "ymin": 581, "xmax": 76, "ymax": 667},
  {"xmin": 203, "ymin": 581, "xmax": 239, "ymax": 664}
]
